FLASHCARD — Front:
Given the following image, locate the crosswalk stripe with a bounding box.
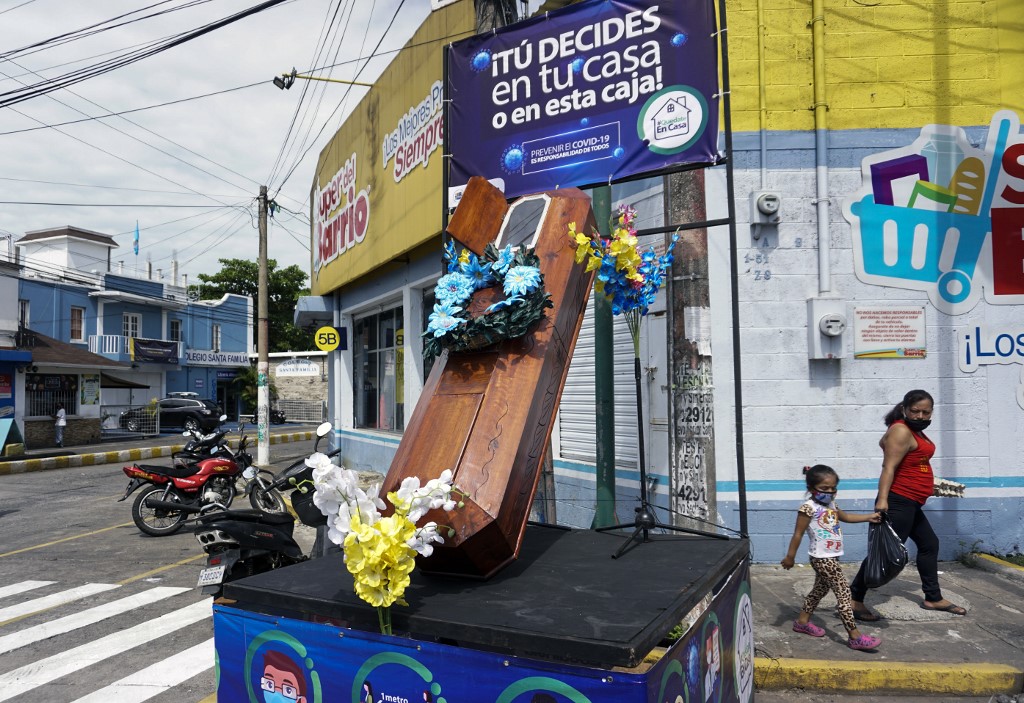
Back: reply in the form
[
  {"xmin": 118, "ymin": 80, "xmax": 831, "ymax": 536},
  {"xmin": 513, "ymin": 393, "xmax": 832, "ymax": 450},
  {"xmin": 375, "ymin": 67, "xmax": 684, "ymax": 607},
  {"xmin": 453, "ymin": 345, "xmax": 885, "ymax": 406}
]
[
  {"xmin": 0, "ymin": 581, "xmax": 55, "ymax": 600},
  {"xmin": 0, "ymin": 583, "xmax": 120, "ymax": 624},
  {"xmin": 0, "ymin": 586, "xmax": 191, "ymax": 655},
  {"xmin": 69, "ymin": 638, "xmax": 215, "ymax": 703},
  {"xmin": 0, "ymin": 599, "xmax": 211, "ymax": 702}
]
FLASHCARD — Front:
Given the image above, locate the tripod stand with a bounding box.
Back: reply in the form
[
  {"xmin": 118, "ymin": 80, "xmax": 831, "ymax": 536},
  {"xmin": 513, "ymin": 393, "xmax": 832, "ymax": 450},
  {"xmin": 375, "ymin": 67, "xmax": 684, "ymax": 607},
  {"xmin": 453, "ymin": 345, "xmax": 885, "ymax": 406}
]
[{"xmin": 597, "ymin": 356, "xmax": 729, "ymax": 559}]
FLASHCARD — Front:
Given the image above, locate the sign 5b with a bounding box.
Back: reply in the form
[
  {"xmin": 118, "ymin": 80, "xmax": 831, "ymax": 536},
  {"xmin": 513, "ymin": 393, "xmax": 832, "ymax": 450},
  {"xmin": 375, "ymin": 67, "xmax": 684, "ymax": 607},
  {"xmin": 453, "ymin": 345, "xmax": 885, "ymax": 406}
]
[{"xmin": 314, "ymin": 326, "xmax": 346, "ymax": 352}]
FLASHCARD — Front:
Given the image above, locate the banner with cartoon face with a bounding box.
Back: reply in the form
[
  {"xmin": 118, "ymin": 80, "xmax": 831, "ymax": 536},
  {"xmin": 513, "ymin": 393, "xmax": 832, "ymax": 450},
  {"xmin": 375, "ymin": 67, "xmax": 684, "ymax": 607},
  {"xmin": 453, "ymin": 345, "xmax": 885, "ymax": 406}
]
[
  {"xmin": 212, "ymin": 561, "xmax": 752, "ymax": 703},
  {"xmin": 446, "ymin": 0, "xmax": 720, "ymax": 203},
  {"xmin": 843, "ymin": 110, "xmax": 1024, "ymax": 316}
]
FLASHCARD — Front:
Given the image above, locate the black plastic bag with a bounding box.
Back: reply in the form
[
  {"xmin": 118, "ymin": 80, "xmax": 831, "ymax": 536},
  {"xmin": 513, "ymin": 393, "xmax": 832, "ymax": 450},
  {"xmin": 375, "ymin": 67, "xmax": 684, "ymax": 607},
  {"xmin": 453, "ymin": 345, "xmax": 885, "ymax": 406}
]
[{"xmin": 863, "ymin": 513, "xmax": 909, "ymax": 588}]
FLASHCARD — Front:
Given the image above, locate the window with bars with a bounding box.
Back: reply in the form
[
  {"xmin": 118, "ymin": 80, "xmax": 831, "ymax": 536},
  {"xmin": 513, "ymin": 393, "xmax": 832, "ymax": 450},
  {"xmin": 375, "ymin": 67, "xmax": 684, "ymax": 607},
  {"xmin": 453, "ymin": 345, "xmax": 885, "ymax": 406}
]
[
  {"xmin": 70, "ymin": 307, "xmax": 85, "ymax": 342},
  {"xmin": 18, "ymin": 300, "xmax": 29, "ymax": 329},
  {"xmin": 212, "ymin": 324, "xmax": 221, "ymax": 352},
  {"xmin": 25, "ymin": 373, "xmax": 78, "ymax": 417}
]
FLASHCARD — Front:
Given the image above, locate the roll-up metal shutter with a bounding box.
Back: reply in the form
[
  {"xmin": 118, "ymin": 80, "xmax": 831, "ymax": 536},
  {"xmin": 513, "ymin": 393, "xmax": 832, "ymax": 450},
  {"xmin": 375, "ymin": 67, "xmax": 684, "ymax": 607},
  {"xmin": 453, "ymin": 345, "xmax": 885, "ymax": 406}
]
[{"xmin": 558, "ymin": 289, "xmax": 639, "ymax": 470}]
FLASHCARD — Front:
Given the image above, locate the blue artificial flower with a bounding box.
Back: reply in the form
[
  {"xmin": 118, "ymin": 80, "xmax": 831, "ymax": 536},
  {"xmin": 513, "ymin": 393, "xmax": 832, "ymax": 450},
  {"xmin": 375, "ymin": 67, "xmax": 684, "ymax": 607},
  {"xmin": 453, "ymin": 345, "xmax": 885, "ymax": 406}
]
[
  {"xmin": 484, "ymin": 295, "xmax": 524, "ymax": 314},
  {"xmin": 491, "ymin": 245, "xmax": 515, "ymax": 276},
  {"xmin": 435, "ymin": 272, "xmax": 475, "ymax": 305},
  {"xmin": 461, "ymin": 253, "xmax": 496, "ymax": 290},
  {"xmin": 503, "ymin": 266, "xmax": 542, "ymax": 297},
  {"xmin": 426, "ymin": 302, "xmax": 466, "ymax": 338},
  {"xmin": 443, "ymin": 241, "xmax": 459, "ymax": 273}
]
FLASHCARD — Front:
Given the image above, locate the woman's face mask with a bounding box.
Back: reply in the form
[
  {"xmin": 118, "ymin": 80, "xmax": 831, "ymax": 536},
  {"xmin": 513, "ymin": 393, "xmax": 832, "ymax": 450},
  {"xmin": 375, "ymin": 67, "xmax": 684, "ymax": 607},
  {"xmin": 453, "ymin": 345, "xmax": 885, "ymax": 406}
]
[{"xmin": 904, "ymin": 417, "xmax": 931, "ymax": 432}]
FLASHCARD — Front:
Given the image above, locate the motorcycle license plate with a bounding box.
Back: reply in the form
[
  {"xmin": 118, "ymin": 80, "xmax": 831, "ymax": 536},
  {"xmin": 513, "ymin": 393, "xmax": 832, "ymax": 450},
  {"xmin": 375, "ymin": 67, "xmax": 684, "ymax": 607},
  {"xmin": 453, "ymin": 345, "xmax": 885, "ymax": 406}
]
[{"xmin": 197, "ymin": 565, "xmax": 226, "ymax": 587}]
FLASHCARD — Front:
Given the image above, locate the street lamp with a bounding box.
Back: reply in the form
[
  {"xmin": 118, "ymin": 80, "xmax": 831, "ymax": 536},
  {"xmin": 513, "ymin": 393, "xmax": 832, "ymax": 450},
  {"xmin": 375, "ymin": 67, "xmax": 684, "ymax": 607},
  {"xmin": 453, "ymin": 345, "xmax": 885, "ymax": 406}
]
[{"xmin": 273, "ymin": 68, "xmax": 374, "ymax": 90}]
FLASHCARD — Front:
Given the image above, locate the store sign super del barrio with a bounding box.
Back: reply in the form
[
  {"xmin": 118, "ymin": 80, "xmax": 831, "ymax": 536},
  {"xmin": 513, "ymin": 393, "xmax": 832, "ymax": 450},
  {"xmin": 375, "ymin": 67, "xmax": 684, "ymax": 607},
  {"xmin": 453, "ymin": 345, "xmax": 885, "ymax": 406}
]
[{"xmin": 314, "ymin": 152, "xmax": 370, "ymax": 276}]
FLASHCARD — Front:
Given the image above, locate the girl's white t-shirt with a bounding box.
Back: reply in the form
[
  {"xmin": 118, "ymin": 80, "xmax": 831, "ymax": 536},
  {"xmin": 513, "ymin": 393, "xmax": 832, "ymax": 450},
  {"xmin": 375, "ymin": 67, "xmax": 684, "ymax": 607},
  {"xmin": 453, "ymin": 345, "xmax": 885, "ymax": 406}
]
[{"xmin": 798, "ymin": 497, "xmax": 844, "ymax": 558}]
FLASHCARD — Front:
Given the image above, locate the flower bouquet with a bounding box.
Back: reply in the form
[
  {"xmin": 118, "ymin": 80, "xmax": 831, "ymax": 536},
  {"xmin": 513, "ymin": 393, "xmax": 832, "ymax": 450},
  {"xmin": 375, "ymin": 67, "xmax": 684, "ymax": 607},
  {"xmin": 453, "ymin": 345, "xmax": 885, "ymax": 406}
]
[
  {"xmin": 422, "ymin": 240, "xmax": 551, "ymax": 362},
  {"xmin": 569, "ymin": 204, "xmax": 677, "ymax": 352},
  {"xmin": 306, "ymin": 453, "xmax": 464, "ymax": 634}
]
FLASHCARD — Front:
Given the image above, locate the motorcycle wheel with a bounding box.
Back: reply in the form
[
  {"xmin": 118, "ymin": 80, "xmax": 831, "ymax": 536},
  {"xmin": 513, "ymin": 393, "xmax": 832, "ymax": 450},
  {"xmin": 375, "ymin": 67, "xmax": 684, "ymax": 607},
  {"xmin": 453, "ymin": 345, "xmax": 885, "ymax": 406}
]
[
  {"xmin": 249, "ymin": 484, "xmax": 287, "ymax": 513},
  {"xmin": 131, "ymin": 487, "xmax": 186, "ymax": 536}
]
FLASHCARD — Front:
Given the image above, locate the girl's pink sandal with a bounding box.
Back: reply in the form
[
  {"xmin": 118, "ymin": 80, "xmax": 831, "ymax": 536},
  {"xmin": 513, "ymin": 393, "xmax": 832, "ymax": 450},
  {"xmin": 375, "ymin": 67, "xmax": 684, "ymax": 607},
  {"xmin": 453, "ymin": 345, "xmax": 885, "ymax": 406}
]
[
  {"xmin": 792, "ymin": 620, "xmax": 825, "ymax": 637},
  {"xmin": 848, "ymin": 634, "xmax": 881, "ymax": 650}
]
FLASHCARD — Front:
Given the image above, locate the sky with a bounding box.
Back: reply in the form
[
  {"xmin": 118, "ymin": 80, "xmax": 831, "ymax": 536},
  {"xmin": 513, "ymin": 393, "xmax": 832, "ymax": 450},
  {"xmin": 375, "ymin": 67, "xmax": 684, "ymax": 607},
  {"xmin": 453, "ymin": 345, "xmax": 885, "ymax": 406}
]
[{"xmin": 0, "ymin": 0, "xmax": 542, "ymax": 288}]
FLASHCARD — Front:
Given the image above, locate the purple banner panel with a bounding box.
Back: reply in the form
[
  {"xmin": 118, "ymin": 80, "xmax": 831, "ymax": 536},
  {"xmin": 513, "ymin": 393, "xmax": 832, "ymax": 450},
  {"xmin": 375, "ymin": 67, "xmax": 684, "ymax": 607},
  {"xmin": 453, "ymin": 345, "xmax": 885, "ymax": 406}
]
[
  {"xmin": 447, "ymin": 0, "xmax": 721, "ymax": 202},
  {"xmin": 211, "ymin": 559, "xmax": 753, "ymax": 703}
]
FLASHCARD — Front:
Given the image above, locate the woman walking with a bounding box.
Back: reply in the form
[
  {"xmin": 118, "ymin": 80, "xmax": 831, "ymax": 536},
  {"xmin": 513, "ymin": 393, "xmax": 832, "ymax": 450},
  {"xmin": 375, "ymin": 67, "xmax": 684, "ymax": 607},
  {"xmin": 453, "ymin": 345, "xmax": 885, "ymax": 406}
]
[{"xmin": 850, "ymin": 389, "xmax": 966, "ymax": 620}]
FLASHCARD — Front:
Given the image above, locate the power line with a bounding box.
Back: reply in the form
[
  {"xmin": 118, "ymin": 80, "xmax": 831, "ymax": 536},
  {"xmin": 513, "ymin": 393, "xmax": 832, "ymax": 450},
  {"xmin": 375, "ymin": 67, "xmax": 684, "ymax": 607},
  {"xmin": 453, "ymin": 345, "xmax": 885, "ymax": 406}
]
[
  {"xmin": 0, "ymin": 175, "xmax": 244, "ymax": 198},
  {"xmin": 0, "ymin": 0, "xmax": 291, "ymax": 110}
]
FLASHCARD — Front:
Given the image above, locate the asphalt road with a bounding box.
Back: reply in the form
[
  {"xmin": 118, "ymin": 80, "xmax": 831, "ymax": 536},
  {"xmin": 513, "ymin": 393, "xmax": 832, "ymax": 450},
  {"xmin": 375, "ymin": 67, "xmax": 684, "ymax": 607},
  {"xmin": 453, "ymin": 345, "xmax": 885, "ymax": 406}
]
[{"xmin": 0, "ymin": 445, "xmax": 314, "ymax": 703}]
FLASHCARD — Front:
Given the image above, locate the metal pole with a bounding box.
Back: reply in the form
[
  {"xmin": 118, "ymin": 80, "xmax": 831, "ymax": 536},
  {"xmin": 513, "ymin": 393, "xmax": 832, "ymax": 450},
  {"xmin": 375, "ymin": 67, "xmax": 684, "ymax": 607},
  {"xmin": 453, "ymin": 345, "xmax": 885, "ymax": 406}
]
[
  {"xmin": 717, "ymin": 0, "xmax": 749, "ymax": 538},
  {"xmin": 257, "ymin": 185, "xmax": 270, "ymax": 467},
  {"xmin": 591, "ymin": 185, "xmax": 617, "ymax": 528}
]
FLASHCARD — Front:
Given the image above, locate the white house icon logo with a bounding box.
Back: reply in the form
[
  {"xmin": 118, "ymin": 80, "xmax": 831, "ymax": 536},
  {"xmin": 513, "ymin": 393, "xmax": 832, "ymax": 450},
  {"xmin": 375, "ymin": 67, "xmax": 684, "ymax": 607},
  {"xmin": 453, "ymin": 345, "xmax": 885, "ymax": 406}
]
[
  {"xmin": 638, "ymin": 87, "xmax": 707, "ymax": 155},
  {"xmin": 651, "ymin": 97, "xmax": 691, "ymax": 140}
]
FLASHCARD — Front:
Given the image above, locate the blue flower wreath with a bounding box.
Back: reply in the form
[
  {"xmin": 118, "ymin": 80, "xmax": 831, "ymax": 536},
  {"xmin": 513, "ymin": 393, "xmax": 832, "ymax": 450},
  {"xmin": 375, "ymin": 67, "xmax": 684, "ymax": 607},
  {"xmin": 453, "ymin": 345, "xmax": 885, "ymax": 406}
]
[{"xmin": 423, "ymin": 241, "xmax": 551, "ymax": 361}]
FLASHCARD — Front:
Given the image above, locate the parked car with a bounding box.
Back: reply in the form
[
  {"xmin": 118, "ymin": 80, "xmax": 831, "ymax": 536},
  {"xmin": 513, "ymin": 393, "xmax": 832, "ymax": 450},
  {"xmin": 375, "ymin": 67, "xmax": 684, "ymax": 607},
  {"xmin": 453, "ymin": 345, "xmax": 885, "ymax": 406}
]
[{"xmin": 120, "ymin": 397, "xmax": 223, "ymax": 433}]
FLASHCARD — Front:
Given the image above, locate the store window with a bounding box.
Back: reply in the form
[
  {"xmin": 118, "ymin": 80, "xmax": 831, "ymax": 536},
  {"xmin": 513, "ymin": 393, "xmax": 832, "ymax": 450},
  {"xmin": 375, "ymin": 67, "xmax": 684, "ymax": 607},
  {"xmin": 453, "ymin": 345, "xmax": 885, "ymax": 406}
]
[
  {"xmin": 18, "ymin": 299, "xmax": 29, "ymax": 329},
  {"xmin": 70, "ymin": 307, "xmax": 85, "ymax": 342},
  {"xmin": 25, "ymin": 373, "xmax": 78, "ymax": 416},
  {"xmin": 354, "ymin": 306, "xmax": 405, "ymax": 432}
]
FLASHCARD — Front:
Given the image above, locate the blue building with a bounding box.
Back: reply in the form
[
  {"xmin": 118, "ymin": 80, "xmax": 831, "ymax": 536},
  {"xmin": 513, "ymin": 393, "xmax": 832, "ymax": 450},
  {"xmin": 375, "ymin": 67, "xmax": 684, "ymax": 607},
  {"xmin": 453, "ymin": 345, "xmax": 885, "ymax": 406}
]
[{"xmin": 9, "ymin": 226, "xmax": 252, "ymax": 446}]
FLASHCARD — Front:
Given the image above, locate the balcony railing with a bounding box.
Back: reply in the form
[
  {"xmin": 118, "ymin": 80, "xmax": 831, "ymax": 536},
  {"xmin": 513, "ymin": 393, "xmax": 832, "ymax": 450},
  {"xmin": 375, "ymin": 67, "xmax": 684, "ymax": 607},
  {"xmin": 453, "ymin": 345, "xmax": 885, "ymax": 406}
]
[{"xmin": 88, "ymin": 335, "xmax": 182, "ymax": 359}]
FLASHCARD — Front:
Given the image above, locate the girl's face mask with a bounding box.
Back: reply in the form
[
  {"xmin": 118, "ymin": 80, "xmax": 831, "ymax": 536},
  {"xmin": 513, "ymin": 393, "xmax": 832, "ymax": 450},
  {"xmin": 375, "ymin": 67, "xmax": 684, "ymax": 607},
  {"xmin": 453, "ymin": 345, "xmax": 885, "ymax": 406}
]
[{"xmin": 812, "ymin": 491, "xmax": 835, "ymax": 505}]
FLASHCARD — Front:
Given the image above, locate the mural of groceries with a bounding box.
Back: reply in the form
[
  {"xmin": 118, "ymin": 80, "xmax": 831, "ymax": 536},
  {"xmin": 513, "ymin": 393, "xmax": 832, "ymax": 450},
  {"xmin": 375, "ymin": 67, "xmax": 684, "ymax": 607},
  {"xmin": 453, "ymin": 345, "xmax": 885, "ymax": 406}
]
[{"xmin": 844, "ymin": 111, "xmax": 1024, "ymax": 315}]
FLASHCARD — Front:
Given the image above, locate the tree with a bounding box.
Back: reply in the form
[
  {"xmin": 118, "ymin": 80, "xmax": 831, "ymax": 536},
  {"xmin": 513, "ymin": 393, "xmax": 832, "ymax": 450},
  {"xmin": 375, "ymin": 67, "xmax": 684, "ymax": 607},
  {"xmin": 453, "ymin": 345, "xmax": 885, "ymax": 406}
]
[
  {"xmin": 232, "ymin": 365, "xmax": 277, "ymax": 413},
  {"xmin": 196, "ymin": 258, "xmax": 311, "ymax": 353}
]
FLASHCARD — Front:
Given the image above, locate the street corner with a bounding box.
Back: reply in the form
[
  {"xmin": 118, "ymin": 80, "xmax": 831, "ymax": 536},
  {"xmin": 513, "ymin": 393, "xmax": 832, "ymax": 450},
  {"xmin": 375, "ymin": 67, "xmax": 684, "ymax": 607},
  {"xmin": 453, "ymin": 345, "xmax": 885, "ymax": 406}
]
[{"xmin": 970, "ymin": 552, "xmax": 1024, "ymax": 585}]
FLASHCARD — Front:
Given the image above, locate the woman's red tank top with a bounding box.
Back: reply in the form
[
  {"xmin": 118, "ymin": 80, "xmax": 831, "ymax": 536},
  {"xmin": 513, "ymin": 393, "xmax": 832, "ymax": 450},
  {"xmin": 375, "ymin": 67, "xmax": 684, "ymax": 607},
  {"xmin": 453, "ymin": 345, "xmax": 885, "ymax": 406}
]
[{"xmin": 889, "ymin": 419, "xmax": 935, "ymax": 504}]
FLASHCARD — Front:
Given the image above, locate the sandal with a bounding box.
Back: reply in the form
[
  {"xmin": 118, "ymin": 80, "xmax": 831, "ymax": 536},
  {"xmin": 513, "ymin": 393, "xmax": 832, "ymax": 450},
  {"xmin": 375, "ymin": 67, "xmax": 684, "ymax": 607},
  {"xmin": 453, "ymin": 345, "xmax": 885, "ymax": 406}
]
[
  {"xmin": 848, "ymin": 634, "xmax": 881, "ymax": 651},
  {"xmin": 920, "ymin": 601, "xmax": 967, "ymax": 615},
  {"xmin": 852, "ymin": 609, "xmax": 882, "ymax": 622},
  {"xmin": 792, "ymin": 620, "xmax": 825, "ymax": 637}
]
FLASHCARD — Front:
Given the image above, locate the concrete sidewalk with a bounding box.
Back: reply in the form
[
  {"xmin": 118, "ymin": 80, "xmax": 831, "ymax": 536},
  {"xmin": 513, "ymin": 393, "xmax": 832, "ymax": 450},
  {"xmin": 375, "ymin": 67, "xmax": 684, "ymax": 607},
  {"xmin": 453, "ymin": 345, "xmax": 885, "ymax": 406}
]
[
  {"xmin": 752, "ymin": 556, "xmax": 1024, "ymax": 696},
  {"xmin": 0, "ymin": 424, "xmax": 320, "ymax": 475}
]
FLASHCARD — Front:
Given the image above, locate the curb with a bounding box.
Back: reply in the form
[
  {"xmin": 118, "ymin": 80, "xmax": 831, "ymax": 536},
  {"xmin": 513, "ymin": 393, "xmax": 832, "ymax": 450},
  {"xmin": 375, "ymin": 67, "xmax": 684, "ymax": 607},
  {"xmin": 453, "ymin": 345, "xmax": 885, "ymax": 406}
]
[
  {"xmin": 0, "ymin": 431, "xmax": 315, "ymax": 476},
  {"xmin": 970, "ymin": 552, "xmax": 1024, "ymax": 584},
  {"xmin": 754, "ymin": 657, "xmax": 1024, "ymax": 695}
]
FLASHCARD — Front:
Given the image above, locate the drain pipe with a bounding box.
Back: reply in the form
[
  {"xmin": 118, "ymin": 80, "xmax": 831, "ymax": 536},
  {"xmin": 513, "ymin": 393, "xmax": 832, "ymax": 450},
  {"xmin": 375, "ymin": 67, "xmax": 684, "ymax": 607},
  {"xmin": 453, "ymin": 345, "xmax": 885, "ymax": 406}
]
[{"xmin": 810, "ymin": 0, "xmax": 831, "ymax": 294}]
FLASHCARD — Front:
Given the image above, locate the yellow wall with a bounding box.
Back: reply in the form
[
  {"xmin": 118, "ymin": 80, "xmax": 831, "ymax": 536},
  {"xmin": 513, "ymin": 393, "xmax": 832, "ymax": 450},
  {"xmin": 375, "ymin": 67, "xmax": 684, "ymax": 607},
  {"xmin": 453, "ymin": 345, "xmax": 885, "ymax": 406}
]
[
  {"xmin": 726, "ymin": 0, "xmax": 1024, "ymax": 132},
  {"xmin": 311, "ymin": 3, "xmax": 474, "ymax": 296}
]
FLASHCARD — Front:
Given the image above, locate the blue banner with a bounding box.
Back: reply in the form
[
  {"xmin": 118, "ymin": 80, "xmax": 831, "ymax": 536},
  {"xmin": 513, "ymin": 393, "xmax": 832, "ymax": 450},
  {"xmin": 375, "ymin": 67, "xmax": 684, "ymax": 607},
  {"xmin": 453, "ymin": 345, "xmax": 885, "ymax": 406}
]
[
  {"xmin": 212, "ymin": 560, "xmax": 752, "ymax": 703},
  {"xmin": 447, "ymin": 0, "xmax": 721, "ymax": 202}
]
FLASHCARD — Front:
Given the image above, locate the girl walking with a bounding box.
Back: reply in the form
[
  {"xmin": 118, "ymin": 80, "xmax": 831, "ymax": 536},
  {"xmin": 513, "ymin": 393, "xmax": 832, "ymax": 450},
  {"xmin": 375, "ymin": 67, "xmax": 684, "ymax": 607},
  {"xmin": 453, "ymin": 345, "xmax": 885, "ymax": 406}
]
[{"xmin": 781, "ymin": 464, "xmax": 883, "ymax": 651}]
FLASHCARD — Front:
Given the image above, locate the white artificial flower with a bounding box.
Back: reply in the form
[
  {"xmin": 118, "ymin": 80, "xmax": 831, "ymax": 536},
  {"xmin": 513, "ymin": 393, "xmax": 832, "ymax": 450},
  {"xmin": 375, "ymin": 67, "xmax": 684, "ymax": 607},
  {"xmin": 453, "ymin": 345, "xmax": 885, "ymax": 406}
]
[{"xmin": 407, "ymin": 522, "xmax": 444, "ymax": 557}]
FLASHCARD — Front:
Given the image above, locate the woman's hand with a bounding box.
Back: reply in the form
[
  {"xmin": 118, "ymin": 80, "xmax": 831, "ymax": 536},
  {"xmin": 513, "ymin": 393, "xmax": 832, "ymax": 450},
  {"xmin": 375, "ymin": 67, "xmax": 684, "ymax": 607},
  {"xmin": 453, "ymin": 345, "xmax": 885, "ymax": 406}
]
[
  {"xmin": 874, "ymin": 497, "xmax": 888, "ymax": 512},
  {"xmin": 780, "ymin": 555, "xmax": 795, "ymax": 569}
]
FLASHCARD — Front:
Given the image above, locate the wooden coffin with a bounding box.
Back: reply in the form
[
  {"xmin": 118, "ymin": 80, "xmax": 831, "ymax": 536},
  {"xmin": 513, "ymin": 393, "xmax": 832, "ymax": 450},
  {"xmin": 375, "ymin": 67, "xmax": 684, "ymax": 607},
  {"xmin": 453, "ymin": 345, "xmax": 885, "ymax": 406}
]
[{"xmin": 382, "ymin": 177, "xmax": 596, "ymax": 578}]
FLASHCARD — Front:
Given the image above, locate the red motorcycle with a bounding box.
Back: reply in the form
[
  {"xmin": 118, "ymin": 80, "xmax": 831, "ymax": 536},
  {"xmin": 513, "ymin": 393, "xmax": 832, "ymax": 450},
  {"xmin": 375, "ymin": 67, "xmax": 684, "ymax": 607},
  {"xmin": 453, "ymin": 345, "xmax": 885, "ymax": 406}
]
[{"xmin": 119, "ymin": 433, "xmax": 254, "ymax": 537}]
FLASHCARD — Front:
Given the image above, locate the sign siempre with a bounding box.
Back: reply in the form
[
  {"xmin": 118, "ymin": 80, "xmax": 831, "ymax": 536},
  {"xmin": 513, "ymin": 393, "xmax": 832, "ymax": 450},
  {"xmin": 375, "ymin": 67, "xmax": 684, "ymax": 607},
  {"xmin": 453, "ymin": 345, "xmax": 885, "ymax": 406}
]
[{"xmin": 315, "ymin": 326, "xmax": 342, "ymax": 352}]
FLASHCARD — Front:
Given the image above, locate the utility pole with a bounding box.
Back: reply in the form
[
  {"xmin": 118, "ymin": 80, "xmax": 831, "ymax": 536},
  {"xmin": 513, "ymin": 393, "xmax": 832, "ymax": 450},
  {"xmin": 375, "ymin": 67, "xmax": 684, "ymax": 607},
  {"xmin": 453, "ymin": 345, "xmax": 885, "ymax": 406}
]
[{"xmin": 257, "ymin": 185, "xmax": 270, "ymax": 467}]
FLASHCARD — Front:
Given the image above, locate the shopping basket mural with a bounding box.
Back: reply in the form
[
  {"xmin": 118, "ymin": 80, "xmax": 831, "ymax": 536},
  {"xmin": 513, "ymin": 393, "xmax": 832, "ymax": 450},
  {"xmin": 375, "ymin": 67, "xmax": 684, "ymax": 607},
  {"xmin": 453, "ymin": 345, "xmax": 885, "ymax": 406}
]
[{"xmin": 844, "ymin": 110, "xmax": 1024, "ymax": 316}]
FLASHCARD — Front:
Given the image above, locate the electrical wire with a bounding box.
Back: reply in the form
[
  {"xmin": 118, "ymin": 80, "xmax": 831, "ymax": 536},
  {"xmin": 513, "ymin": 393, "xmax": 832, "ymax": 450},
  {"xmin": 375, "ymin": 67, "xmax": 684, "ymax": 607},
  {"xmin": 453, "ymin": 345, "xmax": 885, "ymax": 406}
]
[{"xmin": 0, "ymin": 0, "xmax": 292, "ymax": 110}]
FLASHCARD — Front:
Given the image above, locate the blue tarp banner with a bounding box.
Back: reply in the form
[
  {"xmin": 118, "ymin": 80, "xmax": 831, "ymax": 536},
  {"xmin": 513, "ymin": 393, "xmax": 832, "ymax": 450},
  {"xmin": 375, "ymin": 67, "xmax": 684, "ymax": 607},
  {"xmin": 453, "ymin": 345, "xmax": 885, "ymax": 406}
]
[
  {"xmin": 447, "ymin": 0, "xmax": 721, "ymax": 202},
  {"xmin": 212, "ymin": 561, "xmax": 752, "ymax": 702}
]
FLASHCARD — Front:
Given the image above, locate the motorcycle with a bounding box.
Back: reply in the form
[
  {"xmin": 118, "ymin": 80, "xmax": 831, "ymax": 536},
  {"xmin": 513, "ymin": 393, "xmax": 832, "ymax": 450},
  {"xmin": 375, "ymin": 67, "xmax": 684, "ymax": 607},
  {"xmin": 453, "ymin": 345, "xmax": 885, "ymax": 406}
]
[
  {"xmin": 193, "ymin": 422, "xmax": 337, "ymax": 596},
  {"xmin": 119, "ymin": 423, "xmax": 282, "ymax": 536}
]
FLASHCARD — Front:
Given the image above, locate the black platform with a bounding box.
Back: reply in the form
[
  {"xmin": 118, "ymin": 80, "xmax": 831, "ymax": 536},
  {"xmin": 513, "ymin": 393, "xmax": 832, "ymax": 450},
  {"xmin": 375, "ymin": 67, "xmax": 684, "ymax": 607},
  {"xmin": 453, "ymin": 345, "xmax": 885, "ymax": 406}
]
[{"xmin": 222, "ymin": 525, "xmax": 750, "ymax": 669}]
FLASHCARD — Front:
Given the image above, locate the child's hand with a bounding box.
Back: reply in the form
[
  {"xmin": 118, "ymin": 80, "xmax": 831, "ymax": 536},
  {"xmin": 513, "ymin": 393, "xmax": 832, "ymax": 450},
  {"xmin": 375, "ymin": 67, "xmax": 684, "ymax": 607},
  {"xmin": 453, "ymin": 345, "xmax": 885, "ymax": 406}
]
[
  {"xmin": 780, "ymin": 555, "xmax": 795, "ymax": 569},
  {"xmin": 867, "ymin": 511, "xmax": 882, "ymax": 523}
]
